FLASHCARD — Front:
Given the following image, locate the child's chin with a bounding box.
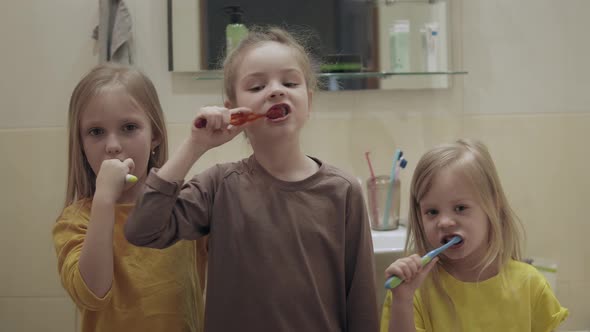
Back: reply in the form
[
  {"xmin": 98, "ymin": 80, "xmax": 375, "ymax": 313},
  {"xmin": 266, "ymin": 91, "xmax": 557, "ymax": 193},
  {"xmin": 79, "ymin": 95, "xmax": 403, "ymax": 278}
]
[{"xmin": 443, "ymin": 250, "xmax": 465, "ymax": 260}]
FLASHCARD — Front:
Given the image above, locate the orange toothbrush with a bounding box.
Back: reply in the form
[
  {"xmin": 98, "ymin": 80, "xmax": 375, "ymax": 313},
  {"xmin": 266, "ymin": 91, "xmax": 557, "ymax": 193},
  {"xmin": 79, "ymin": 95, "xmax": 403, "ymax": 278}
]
[{"xmin": 194, "ymin": 108, "xmax": 284, "ymax": 128}]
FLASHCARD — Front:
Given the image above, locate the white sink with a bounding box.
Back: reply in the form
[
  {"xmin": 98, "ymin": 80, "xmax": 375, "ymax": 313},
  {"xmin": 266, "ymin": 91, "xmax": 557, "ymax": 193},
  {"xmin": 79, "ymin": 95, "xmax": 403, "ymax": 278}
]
[
  {"xmin": 371, "ymin": 226, "xmax": 407, "ymax": 306},
  {"xmin": 371, "ymin": 226, "xmax": 407, "ymax": 253}
]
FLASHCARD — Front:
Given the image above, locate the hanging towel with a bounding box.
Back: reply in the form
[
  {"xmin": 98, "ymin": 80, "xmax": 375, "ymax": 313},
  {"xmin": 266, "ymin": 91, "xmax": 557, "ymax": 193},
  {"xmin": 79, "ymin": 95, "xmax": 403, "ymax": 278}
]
[{"xmin": 93, "ymin": 0, "xmax": 134, "ymax": 64}]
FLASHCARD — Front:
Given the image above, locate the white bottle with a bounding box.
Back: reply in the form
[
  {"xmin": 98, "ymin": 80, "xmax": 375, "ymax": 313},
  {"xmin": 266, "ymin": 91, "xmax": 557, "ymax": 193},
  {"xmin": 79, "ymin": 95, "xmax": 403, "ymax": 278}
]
[
  {"xmin": 389, "ymin": 20, "xmax": 410, "ymax": 72},
  {"xmin": 421, "ymin": 23, "xmax": 439, "ymax": 72}
]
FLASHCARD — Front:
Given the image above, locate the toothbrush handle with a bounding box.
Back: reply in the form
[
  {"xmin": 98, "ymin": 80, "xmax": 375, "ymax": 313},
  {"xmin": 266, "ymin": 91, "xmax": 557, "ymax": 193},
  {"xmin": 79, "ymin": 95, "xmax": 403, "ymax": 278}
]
[
  {"xmin": 194, "ymin": 112, "xmax": 265, "ymax": 128},
  {"xmin": 384, "ymin": 275, "xmax": 403, "ymax": 289},
  {"xmin": 125, "ymin": 174, "xmax": 138, "ymax": 183},
  {"xmin": 384, "ymin": 256, "xmax": 433, "ymax": 290},
  {"xmin": 381, "ymin": 149, "xmax": 402, "ymax": 226}
]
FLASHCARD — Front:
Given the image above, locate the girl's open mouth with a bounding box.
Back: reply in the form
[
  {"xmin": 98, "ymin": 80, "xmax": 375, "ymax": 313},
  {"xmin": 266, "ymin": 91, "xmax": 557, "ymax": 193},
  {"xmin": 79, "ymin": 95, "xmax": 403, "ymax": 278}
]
[
  {"xmin": 266, "ymin": 104, "xmax": 290, "ymax": 120},
  {"xmin": 441, "ymin": 235, "xmax": 463, "ymax": 248}
]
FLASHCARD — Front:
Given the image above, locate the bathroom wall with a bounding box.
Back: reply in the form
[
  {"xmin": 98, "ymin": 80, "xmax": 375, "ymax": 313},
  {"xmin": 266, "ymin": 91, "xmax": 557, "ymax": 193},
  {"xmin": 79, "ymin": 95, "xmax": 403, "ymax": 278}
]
[{"xmin": 0, "ymin": 0, "xmax": 588, "ymax": 331}]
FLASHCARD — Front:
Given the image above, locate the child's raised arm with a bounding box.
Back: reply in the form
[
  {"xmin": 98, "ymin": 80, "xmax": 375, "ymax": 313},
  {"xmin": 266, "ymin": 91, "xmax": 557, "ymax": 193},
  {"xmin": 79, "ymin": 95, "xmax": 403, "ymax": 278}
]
[
  {"xmin": 157, "ymin": 106, "xmax": 250, "ymax": 182},
  {"xmin": 124, "ymin": 107, "xmax": 249, "ymax": 248},
  {"xmin": 78, "ymin": 158, "xmax": 135, "ymax": 297}
]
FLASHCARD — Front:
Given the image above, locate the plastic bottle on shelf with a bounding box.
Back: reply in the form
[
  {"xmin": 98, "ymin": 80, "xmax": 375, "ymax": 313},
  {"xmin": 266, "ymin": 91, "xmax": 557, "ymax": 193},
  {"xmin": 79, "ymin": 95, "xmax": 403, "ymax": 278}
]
[
  {"xmin": 421, "ymin": 22, "xmax": 439, "ymax": 72},
  {"xmin": 389, "ymin": 20, "xmax": 410, "ymax": 72},
  {"xmin": 224, "ymin": 5, "xmax": 248, "ymax": 54}
]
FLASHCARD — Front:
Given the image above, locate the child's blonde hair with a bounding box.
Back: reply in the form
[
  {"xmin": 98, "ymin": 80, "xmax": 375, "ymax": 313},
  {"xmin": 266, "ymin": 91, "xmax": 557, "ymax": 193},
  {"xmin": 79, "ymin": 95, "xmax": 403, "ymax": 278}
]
[
  {"xmin": 406, "ymin": 139, "xmax": 525, "ymax": 328},
  {"xmin": 64, "ymin": 63, "xmax": 168, "ymax": 207},
  {"xmin": 222, "ymin": 26, "xmax": 318, "ymax": 104}
]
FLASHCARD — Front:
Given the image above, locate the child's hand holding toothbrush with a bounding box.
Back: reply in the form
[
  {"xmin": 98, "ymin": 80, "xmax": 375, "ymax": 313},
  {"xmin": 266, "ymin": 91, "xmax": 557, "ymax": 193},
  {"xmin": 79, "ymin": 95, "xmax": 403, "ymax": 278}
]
[
  {"xmin": 192, "ymin": 106, "xmax": 253, "ymax": 150},
  {"xmin": 94, "ymin": 158, "xmax": 136, "ymax": 203},
  {"xmin": 384, "ymin": 236, "xmax": 461, "ymax": 300},
  {"xmin": 384, "ymin": 255, "xmax": 439, "ymax": 300}
]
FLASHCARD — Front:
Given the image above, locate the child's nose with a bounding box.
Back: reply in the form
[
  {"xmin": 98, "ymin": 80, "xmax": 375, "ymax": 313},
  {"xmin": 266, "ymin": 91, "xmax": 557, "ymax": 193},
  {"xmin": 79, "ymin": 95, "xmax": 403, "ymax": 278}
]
[
  {"xmin": 268, "ymin": 83, "xmax": 285, "ymax": 99},
  {"xmin": 105, "ymin": 135, "xmax": 122, "ymax": 155},
  {"xmin": 269, "ymin": 90, "xmax": 285, "ymax": 98},
  {"xmin": 437, "ymin": 215, "xmax": 457, "ymax": 228}
]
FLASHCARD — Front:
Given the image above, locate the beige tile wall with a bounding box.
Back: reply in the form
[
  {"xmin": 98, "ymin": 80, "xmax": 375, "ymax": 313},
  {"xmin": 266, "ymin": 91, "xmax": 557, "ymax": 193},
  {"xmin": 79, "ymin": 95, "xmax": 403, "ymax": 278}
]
[
  {"xmin": 463, "ymin": 114, "xmax": 590, "ymax": 330},
  {"xmin": 0, "ymin": 129, "xmax": 74, "ymax": 331},
  {"xmin": 1, "ymin": 0, "xmax": 588, "ymax": 331}
]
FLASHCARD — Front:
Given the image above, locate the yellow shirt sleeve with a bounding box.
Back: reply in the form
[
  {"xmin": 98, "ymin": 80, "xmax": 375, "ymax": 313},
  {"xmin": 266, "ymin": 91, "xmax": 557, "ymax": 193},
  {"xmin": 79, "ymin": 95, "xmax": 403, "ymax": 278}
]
[
  {"xmin": 52, "ymin": 202, "xmax": 113, "ymax": 310},
  {"xmin": 531, "ymin": 281, "xmax": 569, "ymax": 332}
]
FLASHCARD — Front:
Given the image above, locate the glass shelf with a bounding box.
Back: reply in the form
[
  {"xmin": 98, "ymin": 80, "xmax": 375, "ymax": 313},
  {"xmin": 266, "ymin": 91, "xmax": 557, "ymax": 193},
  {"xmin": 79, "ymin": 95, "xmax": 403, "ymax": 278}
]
[
  {"xmin": 354, "ymin": 0, "xmax": 439, "ymax": 5},
  {"xmin": 320, "ymin": 71, "xmax": 467, "ymax": 79},
  {"xmin": 193, "ymin": 70, "xmax": 467, "ymax": 81}
]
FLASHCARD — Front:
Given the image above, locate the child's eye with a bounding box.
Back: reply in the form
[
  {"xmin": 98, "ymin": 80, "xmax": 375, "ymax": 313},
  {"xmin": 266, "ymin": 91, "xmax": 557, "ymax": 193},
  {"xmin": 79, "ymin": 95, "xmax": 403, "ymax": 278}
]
[
  {"xmin": 424, "ymin": 209, "xmax": 438, "ymax": 217},
  {"xmin": 455, "ymin": 205, "xmax": 468, "ymax": 212},
  {"xmin": 123, "ymin": 123, "xmax": 138, "ymax": 132},
  {"xmin": 249, "ymin": 85, "xmax": 264, "ymax": 92},
  {"xmin": 284, "ymin": 82, "xmax": 298, "ymax": 88},
  {"xmin": 88, "ymin": 128, "xmax": 104, "ymax": 136}
]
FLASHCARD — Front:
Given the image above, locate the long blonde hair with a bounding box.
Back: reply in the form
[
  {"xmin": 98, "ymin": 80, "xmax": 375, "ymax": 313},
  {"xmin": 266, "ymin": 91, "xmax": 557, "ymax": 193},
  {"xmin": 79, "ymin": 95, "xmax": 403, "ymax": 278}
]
[
  {"xmin": 406, "ymin": 139, "xmax": 525, "ymax": 328},
  {"xmin": 222, "ymin": 26, "xmax": 318, "ymax": 104},
  {"xmin": 64, "ymin": 63, "xmax": 168, "ymax": 207}
]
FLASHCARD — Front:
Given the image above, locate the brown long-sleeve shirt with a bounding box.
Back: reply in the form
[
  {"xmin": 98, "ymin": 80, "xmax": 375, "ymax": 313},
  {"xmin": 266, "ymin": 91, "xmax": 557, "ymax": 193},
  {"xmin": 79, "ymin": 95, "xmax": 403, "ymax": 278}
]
[{"xmin": 125, "ymin": 155, "xmax": 379, "ymax": 331}]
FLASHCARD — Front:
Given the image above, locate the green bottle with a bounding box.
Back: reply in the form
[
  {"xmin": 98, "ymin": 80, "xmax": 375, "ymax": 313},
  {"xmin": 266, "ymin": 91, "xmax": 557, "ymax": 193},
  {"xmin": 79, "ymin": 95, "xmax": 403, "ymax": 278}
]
[
  {"xmin": 390, "ymin": 20, "xmax": 410, "ymax": 72},
  {"xmin": 224, "ymin": 5, "xmax": 248, "ymax": 54}
]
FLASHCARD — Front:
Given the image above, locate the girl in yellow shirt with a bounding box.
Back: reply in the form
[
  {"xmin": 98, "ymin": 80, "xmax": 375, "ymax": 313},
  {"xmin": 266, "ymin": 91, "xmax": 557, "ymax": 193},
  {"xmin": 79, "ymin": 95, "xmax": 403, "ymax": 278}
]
[
  {"xmin": 52, "ymin": 63, "xmax": 205, "ymax": 332},
  {"xmin": 381, "ymin": 139, "xmax": 568, "ymax": 332}
]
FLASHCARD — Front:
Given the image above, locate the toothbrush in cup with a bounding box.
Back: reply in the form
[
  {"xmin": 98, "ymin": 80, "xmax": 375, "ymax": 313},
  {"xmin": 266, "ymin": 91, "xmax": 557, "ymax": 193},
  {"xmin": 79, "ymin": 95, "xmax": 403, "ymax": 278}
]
[
  {"xmin": 384, "ymin": 235, "xmax": 462, "ymax": 289},
  {"xmin": 381, "ymin": 149, "xmax": 403, "ymax": 228},
  {"xmin": 364, "ymin": 151, "xmax": 380, "ymax": 224}
]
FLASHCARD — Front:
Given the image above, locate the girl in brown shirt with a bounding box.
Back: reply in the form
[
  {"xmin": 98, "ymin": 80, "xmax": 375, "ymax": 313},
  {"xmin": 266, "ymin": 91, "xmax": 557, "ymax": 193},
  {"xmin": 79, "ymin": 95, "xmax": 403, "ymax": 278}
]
[{"xmin": 125, "ymin": 27, "xmax": 379, "ymax": 332}]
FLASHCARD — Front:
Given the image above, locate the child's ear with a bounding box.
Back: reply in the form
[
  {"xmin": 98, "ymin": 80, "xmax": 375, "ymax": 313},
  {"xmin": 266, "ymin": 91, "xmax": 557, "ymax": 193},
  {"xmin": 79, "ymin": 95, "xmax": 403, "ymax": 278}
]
[
  {"xmin": 224, "ymin": 100, "xmax": 233, "ymax": 109},
  {"xmin": 151, "ymin": 135, "xmax": 162, "ymax": 151}
]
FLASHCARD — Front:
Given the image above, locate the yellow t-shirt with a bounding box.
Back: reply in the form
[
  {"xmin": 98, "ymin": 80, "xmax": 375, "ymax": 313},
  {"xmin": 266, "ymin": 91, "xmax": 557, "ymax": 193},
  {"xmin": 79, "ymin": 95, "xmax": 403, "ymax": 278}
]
[
  {"xmin": 381, "ymin": 259, "xmax": 568, "ymax": 332},
  {"xmin": 53, "ymin": 199, "xmax": 205, "ymax": 332}
]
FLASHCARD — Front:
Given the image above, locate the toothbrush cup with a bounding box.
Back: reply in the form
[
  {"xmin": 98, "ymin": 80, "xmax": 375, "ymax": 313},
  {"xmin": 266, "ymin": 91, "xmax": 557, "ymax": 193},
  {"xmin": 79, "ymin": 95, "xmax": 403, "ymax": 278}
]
[{"xmin": 366, "ymin": 175, "xmax": 400, "ymax": 231}]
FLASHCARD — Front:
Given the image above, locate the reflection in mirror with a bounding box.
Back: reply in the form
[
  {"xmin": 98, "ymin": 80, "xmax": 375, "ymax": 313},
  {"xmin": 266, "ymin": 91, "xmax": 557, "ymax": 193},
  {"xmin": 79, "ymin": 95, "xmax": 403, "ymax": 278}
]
[
  {"xmin": 168, "ymin": 0, "xmax": 459, "ymax": 90},
  {"xmin": 378, "ymin": 0, "xmax": 452, "ymax": 89},
  {"xmin": 200, "ymin": 0, "xmax": 376, "ymax": 90}
]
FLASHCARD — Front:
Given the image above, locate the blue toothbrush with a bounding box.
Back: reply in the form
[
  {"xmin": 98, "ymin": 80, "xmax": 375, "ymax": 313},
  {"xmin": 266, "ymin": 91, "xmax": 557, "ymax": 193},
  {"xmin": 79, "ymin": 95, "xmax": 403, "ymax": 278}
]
[
  {"xmin": 384, "ymin": 235, "xmax": 462, "ymax": 289},
  {"xmin": 381, "ymin": 149, "xmax": 403, "ymax": 228}
]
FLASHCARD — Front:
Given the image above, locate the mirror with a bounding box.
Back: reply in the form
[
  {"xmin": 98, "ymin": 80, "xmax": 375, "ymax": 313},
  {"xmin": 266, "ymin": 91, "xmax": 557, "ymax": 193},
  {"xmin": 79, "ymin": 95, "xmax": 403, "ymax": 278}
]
[{"xmin": 168, "ymin": 0, "xmax": 459, "ymax": 90}]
